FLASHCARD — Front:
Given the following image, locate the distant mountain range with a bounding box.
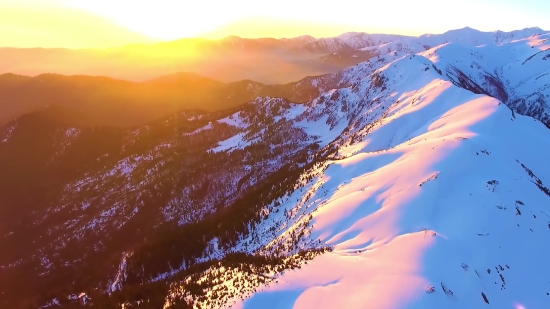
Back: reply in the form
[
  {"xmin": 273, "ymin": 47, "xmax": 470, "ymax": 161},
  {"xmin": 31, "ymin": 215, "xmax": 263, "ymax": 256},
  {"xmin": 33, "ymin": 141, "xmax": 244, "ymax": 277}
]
[
  {"xmin": 1, "ymin": 27, "xmax": 546, "ymax": 129},
  {"xmin": 0, "ymin": 32, "xmax": 413, "ymax": 85},
  {"xmin": 0, "ymin": 71, "xmax": 328, "ymax": 127},
  {"xmin": 0, "ymin": 34, "xmax": 380, "ymax": 85},
  {"xmin": 1, "ymin": 27, "xmax": 545, "ymax": 87},
  {"xmin": 0, "ymin": 72, "xmax": 266, "ymax": 127}
]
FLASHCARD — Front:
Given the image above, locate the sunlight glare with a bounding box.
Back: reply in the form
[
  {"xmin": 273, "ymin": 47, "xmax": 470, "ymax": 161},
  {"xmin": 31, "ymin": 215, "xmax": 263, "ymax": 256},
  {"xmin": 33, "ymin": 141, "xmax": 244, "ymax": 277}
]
[
  {"xmin": 60, "ymin": 0, "xmax": 550, "ymax": 41},
  {"xmin": 61, "ymin": 0, "xmax": 253, "ymax": 40}
]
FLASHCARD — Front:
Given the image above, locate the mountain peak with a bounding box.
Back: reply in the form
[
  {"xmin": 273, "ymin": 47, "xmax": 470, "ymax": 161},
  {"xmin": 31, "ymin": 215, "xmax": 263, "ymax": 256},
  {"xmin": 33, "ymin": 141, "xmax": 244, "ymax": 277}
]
[
  {"xmin": 446, "ymin": 26, "xmax": 482, "ymax": 34},
  {"xmin": 145, "ymin": 71, "xmax": 214, "ymax": 84},
  {"xmin": 521, "ymin": 26, "xmax": 543, "ymax": 31},
  {"xmin": 290, "ymin": 34, "xmax": 316, "ymax": 40},
  {"xmin": 220, "ymin": 35, "xmax": 244, "ymax": 43}
]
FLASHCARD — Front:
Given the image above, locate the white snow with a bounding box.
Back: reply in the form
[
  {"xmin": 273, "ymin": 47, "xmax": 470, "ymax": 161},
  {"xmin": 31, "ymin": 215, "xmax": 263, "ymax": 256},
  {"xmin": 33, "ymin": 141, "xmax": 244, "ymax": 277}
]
[
  {"xmin": 108, "ymin": 252, "xmax": 132, "ymax": 293},
  {"xmin": 184, "ymin": 122, "xmax": 213, "ymax": 135},
  {"xmin": 218, "ymin": 112, "xmax": 248, "ymax": 128},
  {"xmin": 107, "ymin": 153, "xmax": 153, "ymax": 176},
  {"xmin": 339, "ymin": 32, "xmax": 410, "ymax": 49},
  {"xmin": 231, "ymin": 33, "xmax": 550, "ymax": 309},
  {"xmin": 80, "ymin": 201, "xmax": 91, "ymax": 210},
  {"xmin": 357, "ymin": 27, "xmax": 549, "ymax": 58},
  {"xmin": 1, "ymin": 122, "xmax": 17, "ymax": 143},
  {"xmin": 211, "ymin": 133, "xmax": 251, "ymax": 153},
  {"xmin": 285, "ymin": 104, "xmax": 307, "ymax": 120},
  {"xmin": 64, "ymin": 128, "xmax": 80, "ymax": 138},
  {"xmin": 38, "ymin": 298, "xmax": 60, "ymax": 308},
  {"xmin": 295, "ymin": 113, "xmax": 347, "ymax": 147}
]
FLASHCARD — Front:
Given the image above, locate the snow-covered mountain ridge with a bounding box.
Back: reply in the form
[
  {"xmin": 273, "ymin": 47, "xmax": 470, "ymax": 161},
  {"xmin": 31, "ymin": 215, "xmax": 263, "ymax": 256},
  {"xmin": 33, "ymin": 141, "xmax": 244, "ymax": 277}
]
[
  {"xmin": 290, "ymin": 26, "xmax": 546, "ymax": 55},
  {"xmin": 286, "ymin": 30, "xmax": 550, "ymax": 127},
  {"xmin": 1, "ymin": 27, "xmax": 550, "ymax": 308},
  {"xmin": 230, "ymin": 53, "xmax": 550, "ymax": 309},
  {"xmin": 173, "ymin": 32, "xmax": 550, "ymax": 309}
]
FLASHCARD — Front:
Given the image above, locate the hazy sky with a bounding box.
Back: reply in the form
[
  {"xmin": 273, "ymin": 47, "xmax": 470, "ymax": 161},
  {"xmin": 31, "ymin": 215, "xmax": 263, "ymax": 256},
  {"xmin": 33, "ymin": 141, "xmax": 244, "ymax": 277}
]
[{"xmin": 1, "ymin": 0, "xmax": 549, "ymax": 48}]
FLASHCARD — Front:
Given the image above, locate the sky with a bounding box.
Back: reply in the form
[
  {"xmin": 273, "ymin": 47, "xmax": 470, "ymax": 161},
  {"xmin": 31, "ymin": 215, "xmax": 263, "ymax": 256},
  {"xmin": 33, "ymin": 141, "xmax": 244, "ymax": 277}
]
[{"xmin": 0, "ymin": 0, "xmax": 549, "ymax": 48}]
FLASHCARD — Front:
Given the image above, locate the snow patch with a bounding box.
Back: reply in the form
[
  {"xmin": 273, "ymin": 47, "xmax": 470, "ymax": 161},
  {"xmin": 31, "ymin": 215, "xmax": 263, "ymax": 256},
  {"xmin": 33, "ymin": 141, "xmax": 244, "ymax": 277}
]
[
  {"xmin": 211, "ymin": 133, "xmax": 252, "ymax": 153},
  {"xmin": 218, "ymin": 112, "xmax": 248, "ymax": 128},
  {"xmin": 1, "ymin": 122, "xmax": 17, "ymax": 143}
]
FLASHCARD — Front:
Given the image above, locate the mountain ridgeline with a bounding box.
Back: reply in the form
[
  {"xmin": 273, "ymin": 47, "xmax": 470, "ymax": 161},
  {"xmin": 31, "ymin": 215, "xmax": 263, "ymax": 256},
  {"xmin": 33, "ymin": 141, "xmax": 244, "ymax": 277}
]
[
  {"xmin": 0, "ymin": 27, "xmax": 550, "ymax": 308},
  {"xmin": 0, "ymin": 32, "xmax": 395, "ymax": 86},
  {"xmin": 0, "ymin": 72, "xmax": 314, "ymax": 127}
]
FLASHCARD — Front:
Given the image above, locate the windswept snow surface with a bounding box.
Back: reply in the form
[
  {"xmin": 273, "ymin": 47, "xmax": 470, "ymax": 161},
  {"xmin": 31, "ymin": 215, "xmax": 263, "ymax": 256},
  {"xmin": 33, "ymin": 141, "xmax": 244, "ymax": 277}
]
[{"xmin": 232, "ymin": 48, "xmax": 550, "ymax": 309}]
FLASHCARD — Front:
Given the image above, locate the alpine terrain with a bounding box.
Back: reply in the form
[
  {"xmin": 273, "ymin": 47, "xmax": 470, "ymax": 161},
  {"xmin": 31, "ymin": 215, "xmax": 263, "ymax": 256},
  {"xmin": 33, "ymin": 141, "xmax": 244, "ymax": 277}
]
[{"xmin": 1, "ymin": 27, "xmax": 550, "ymax": 309}]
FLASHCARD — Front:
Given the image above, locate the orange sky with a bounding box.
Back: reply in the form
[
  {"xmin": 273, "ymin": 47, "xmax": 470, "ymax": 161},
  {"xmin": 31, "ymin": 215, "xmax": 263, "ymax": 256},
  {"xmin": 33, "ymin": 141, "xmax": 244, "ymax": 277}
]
[
  {"xmin": 0, "ymin": 0, "xmax": 156, "ymax": 48},
  {"xmin": 1, "ymin": 0, "xmax": 549, "ymax": 48}
]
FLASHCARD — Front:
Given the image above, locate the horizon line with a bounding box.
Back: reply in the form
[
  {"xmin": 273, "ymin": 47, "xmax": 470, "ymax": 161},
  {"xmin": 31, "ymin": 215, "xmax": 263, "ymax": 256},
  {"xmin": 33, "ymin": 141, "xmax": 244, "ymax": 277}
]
[{"xmin": 0, "ymin": 25, "xmax": 546, "ymax": 51}]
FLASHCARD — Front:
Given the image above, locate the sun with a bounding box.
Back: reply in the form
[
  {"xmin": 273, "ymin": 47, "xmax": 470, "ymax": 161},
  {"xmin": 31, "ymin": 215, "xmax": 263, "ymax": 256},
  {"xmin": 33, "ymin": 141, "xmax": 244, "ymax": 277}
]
[
  {"xmin": 58, "ymin": 0, "xmax": 550, "ymax": 44},
  {"xmin": 58, "ymin": 0, "xmax": 374, "ymax": 41},
  {"xmin": 58, "ymin": 0, "xmax": 403, "ymax": 41},
  {"xmin": 61, "ymin": 0, "xmax": 245, "ymax": 40}
]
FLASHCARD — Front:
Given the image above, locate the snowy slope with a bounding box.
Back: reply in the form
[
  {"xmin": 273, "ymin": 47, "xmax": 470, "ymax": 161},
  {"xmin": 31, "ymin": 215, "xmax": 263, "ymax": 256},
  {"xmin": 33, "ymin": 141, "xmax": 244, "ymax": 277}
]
[
  {"xmin": 279, "ymin": 35, "xmax": 317, "ymax": 46},
  {"xmin": 363, "ymin": 27, "xmax": 548, "ymax": 54},
  {"xmin": 338, "ymin": 32, "xmax": 411, "ymax": 49},
  {"xmin": 418, "ymin": 33, "xmax": 550, "ymax": 127},
  {"xmin": 286, "ymin": 30, "xmax": 550, "ymax": 128},
  {"xmin": 421, "ymin": 26, "xmax": 546, "ymax": 45},
  {"xmin": 290, "ymin": 37, "xmax": 355, "ymax": 54},
  {"xmin": 220, "ymin": 49, "xmax": 550, "ymax": 309},
  {"xmin": 94, "ymin": 28, "xmax": 550, "ymax": 309}
]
